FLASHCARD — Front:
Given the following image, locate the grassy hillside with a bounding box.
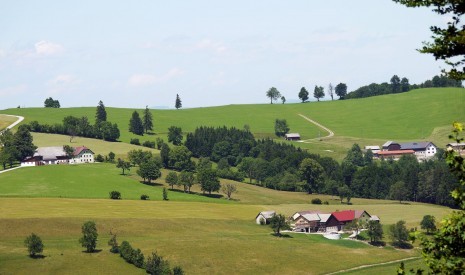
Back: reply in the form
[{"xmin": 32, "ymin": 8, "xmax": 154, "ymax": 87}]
[
  {"xmin": 0, "ymin": 197, "xmax": 447, "ymax": 274},
  {"xmin": 0, "ymin": 114, "xmax": 17, "ymax": 131},
  {"xmin": 2, "ymin": 88, "xmax": 464, "ymax": 159}
]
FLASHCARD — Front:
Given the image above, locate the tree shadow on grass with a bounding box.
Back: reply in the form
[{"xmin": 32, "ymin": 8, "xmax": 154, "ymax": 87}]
[
  {"xmin": 168, "ymin": 188, "xmax": 225, "ymax": 199},
  {"xmin": 140, "ymin": 181, "xmax": 164, "ymax": 187},
  {"xmin": 29, "ymin": 254, "xmax": 46, "ymax": 259},
  {"xmin": 271, "ymin": 233, "xmax": 293, "ymax": 238},
  {"xmin": 81, "ymin": 249, "xmax": 102, "ymax": 254}
]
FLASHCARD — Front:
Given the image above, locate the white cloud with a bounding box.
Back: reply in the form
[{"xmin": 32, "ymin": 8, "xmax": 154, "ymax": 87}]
[
  {"xmin": 0, "ymin": 84, "xmax": 27, "ymax": 96},
  {"xmin": 47, "ymin": 74, "xmax": 80, "ymax": 94},
  {"xmin": 128, "ymin": 68, "xmax": 184, "ymax": 87},
  {"xmin": 35, "ymin": 40, "xmax": 64, "ymax": 56},
  {"xmin": 196, "ymin": 39, "xmax": 227, "ymax": 54}
]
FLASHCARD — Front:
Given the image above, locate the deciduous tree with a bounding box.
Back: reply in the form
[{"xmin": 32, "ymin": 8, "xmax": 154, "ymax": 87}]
[
  {"xmin": 137, "ymin": 159, "xmax": 162, "ymax": 183},
  {"xmin": 197, "ymin": 168, "xmax": 220, "ymax": 194},
  {"xmin": 274, "ymin": 119, "xmax": 289, "ymax": 137},
  {"xmin": 116, "ymin": 158, "xmax": 131, "ymax": 175},
  {"xmin": 328, "ymin": 83, "xmax": 334, "ymax": 100},
  {"xmin": 335, "ymin": 83, "xmax": 347, "ymax": 99},
  {"xmin": 266, "ymin": 87, "xmax": 281, "ymax": 104},
  {"xmin": 165, "ymin": 171, "xmax": 178, "ymax": 189},
  {"xmin": 367, "ymin": 220, "xmax": 384, "ymax": 243},
  {"xmin": 313, "ymin": 85, "xmax": 324, "ymax": 101},
  {"xmin": 299, "ymin": 158, "xmax": 325, "ymax": 194},
  {"xmin": 179, "ymin": 171, "xmax": 195, "ymax": 193},
  {"xmin": 79, "ymin": 221, "xmax": 98, "ymax": 253},
  {"xmin": 420, "ymin": 215, "xmax": 437, "ymax": 234},
  {"xmin": 168, "ymin": 126, "xmax": 183, "ymax": 145},
  {"xmin": 221, "ymin": 183, "xmax": 237, "ymax": 200},
  {"xmin": 389, "ymin": 181, "xmax": 408, "ymax": 203},
  {"xmin": 298, "ymin": 87, "xmax": 309, "ymax": 102},
  {"xmin": 24, "ymin": 233, "xmax": 44, "ymax": 257},
  {"xmin": 269, "ymin": 213, "xmax": 291, "ymax": 236}
]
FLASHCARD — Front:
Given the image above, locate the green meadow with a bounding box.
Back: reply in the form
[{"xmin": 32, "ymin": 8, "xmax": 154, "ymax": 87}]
[
  {"xmin": 2, "ymin": 88, "xmax": 464, "ymax": 159},
  {"xmin": 0, "ymin": 163, "xmax": 453, "ymax": 274},
  {"xmin": 0, "ymin": 114, "xmax": 17, "ymax": 131},
  {"xmin": 0, "ymin": 88, "xmax": 462, "ymax": 274}
]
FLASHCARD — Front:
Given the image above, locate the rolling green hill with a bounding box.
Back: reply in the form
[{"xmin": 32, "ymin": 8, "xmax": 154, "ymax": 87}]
[{"xmin": 1, "ymin": 88, "xmax": 464, "ymax": 160}]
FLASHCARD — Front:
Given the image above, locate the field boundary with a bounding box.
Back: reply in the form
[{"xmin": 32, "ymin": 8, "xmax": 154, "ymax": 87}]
[
  {"xmin": 298, "ymin": 114, "xmax": 334, "ymax": 141},
  {"xmin": 324, "ymin": 256, "xmax": 420, "ymax": 274}
]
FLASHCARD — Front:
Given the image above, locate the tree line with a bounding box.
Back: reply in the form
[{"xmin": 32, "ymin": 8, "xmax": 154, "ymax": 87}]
[
  {"xmin": 345, "ymin": 74, "xmax": 462, "ymax": 100},
  {"xmin": 0, "ymin": 125, "xmax": 36, "ymax": 169},
  {"xmin": 26, "ymin": 100, "xmax": 120, "ymax": 142}
]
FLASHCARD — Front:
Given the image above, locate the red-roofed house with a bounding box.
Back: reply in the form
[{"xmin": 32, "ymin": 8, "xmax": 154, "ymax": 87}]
[
  {"xmin": 332, "ymin": 210, "xmax": 373, "ymax": 230},
  {"xmin": 70, "ymin": 146, "xmax": 95, "ymax": 164}
]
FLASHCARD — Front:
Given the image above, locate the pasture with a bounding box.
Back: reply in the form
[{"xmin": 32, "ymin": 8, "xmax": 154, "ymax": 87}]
[
  {"xmin": 0, "ymin": 114, "xmax": 17, "ymax": 131},
  {"xmin": 0, "ymin": 196, "xmax": 445, "ymax": 275},
  {"xmin": 0, "ymin": 164, "xmax": 452, "ymax": 274},
  {"xmin": 1, "ymin": 88, "xmax": 464, "ymax": 159}
]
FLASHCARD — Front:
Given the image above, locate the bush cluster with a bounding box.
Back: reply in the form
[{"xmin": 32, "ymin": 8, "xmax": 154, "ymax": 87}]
[
  {"xmin": 311, "ymin": 198, "xmax": 322, "ymax": 204},
  {"xmin": 109, "ymin": 191, "xmax": 121, "ymax": 200}
]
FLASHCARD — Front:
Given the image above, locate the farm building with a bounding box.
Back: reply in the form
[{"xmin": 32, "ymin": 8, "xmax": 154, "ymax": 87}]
[
  {"xmin": 364, "ymin": 145, "xmax": 380, "ymax": 154},
  {"xmin": 291, "ymin": 211, "xmax": 339, "ymax": 232},
  {"xmin": 21, "ymin": 146, "xmax": 95, "ymax": 167},
  {"xmin": 285, "ymin": 133, "xmax": 301, "ymax": 141},
  {"xmin": 255, "ymin": 211, "xmax": 276, "ymax": 224},
  {"xmin": 378, "ymin": 150, "xmax": 415, "ymax": 160},
  {"xmin": 382, "ymin": 141, "xmax": 401, "ymax": 151},
  {"xmin": 399, "ymin": 142, "xmax": 437, "ymax": 160},
  {"xmin": 447, "ymin": 142, "xmax": 465, "ymax": 155}
]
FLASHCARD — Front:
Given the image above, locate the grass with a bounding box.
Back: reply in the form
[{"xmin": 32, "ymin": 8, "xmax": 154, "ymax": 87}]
[
  {"xmin": 0, "ymin": 114, "xmax": 18, "ymax": 131},
  {"xmin": 343, "ymin": 257, "xmax": 427, "ymax": 275},
  {"xmin": 2, "ymin": 88, "xmax": 464, "ymax": 160},
  {"xmin": 0, "ymin": 163, "xmax": 453, "ymax": 274},
  {"xmin": 0, "ymin": 198, "xmax": 427, "ymax": 275}
]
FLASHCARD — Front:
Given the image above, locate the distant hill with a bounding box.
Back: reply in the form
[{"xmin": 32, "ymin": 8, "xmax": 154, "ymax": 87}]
[{"xmin": 1, "ymin": 87, "xmax": 464, "ymax": 159}]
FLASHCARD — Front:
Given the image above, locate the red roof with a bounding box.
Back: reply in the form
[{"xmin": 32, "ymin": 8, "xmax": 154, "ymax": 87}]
[
  {"xmin": 332, "ymin": 210, "xmax": 355, "ymax": 222},
  {"xmin": 73, "ymin": 146, "xmax": 91, "ymax": 156}
]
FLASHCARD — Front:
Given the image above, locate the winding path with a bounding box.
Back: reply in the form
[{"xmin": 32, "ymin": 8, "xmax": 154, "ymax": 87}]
[
  {"xmin": 324, "ymin": 256, "xmax": 420, "ymax": 274},
  {"xmin": 1, "ymin": 114, "xmax": 24, "ymax": 131},
  {"xmin": 297, "ymin": 114, "xmax": 334, "ymax": 141}
]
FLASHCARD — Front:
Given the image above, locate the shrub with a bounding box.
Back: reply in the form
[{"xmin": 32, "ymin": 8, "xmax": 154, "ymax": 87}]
[
  {"xmin": 163, "ymin": 188, "xmax": 168, "ymax": 201},
  {"xmin": 130, "ymin": 138, "xmax": 140, "ymax": 145},
  {"xmin": 146, "ymin": 251, "xmax": 171, "ymax": 275},
  {"xmin": 259, "ymin": 217, "xmax": 266, "ymax": 225},
  {"xmin": 323, "ymin": 201, "xmax": 329, "ymax": 205},
  {"xmin": 311, "ymin": 198, "xmax": 322, "ymax": 204},
  {"xmin": 24, "ymin": 233, "xmax": 44, "ymax": 257},
  {"xmin": 95, "ymin": 154, "xmax": 105, "ymax": 162},
  {"xmin": 140, "ymin": 194, "xmax": 150, "ymax": 200},
  {"xmin": 142, "ymin": 140, "xmax": 155, "ymax": 148},
  {"xmin": 108, "ymin": 231, "xmax": 119, "ymax": 253},
  {"xmin": 109, "ymin": 191, "xmax": 121, "ymax": 200}
]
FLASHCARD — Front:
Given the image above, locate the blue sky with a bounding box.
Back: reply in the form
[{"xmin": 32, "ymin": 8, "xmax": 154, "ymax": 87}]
[{"xmin": 0, "ymin": 1, "xmax": 449, "ymax": 109}]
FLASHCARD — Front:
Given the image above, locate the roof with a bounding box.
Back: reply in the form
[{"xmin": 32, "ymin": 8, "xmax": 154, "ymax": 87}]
[
  {"xmin": 318, "ymin": 214, "xmax": 332, "ymax": 223},
  {"xmin": 256, "ymin": 211, "xmax": 275, "ymax": 219},
  {"xmin": 364, "ymin": 146, "xmax": 380, "ymax": 150},
  {"xmin": 382, "ymin": 141, "xmax": 394, "ymax": 147},
  {"xmin": 34, "ymin": 147, "xmax": 66, "ymax": 160},
  {"xmin": 332, "ymin": 210, "xmax": 355, "ymax": 222},
  {"xmin": 302, "ymin": 214, "xmax": 321, "ymax": 222},
  {"xmin": 369, "ymin": 215, "xmax": 380, "ymax": 221},
  {"xmin": 285, "ymin": 133, "xmax": 300, "ymax": 138},
  {"xmin": 74, "ymin": 146, "xmax": 93, "ymax": 156},
  {"xmin": 378, "ymin": 150, "xmax": 415, "ymax": 155},
  {"xmin": 400, "ymin": 142, "xmax": 436, "ymax": 150},
  {"xmin": 447, "ymin": 143, "xmax": 465, "ymax": 147},
  {"xmin": 354, "ymin": 210, "xmax": 370, "ymax": 219}
]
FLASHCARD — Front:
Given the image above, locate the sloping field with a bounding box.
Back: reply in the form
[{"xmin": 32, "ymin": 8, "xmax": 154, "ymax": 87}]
[
  {"xmin": 0, "ymin": 197, "xmax": 448, "ymax": 275},
  {"xmin": 1, "ymin": 88, "xmax": 464, "ymax": 159},
  {"xmin": 0, "ymin": 114, "xmax": 18, "ymax": 131}
]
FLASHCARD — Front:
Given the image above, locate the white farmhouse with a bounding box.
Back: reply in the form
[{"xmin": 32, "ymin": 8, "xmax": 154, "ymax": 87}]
[
  {"xmin": 255, "ymin": 211, "xmax": 276, "ymax": 224},
  {"xmin": 21, "ymin": 146, "xmax": 95, "ymax": 166},
  {"xmin": 399, "ymin": 142, "xmax": 437, "ymax": 161}
]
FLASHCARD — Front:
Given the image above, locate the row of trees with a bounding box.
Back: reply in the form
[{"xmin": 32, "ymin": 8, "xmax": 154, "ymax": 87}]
[
  {"xmin": 27, "ymin": 101, "xmax": 120, "ymax": 142},
  {"xmin": 346, "ymin": 74, "xmax": 462, "ymax": 100},
  {"xmin": 0, "ymin": 126, "xmax": 36, "ymax": 169},
  {"xmin": 298, "ymin": 83, "xmax": 347, "ymax": 102}
]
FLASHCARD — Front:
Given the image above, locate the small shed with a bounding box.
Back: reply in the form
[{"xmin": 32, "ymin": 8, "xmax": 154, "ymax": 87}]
[
  {"xmin": 285, "ymin": 133, "xmax": 301, "ymax": 141},
  {"xmin": 255, "ymin": 211, "xmax": 276, "ymax": 224}
]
